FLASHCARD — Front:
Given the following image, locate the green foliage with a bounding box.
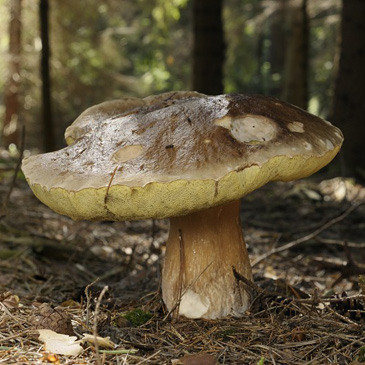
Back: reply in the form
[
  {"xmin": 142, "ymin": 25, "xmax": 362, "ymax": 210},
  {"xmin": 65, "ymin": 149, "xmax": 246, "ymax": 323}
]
[
  {"xmin": 308, "ymin": 13, "xmax": 340, "ymax": 118},
  {"xmin": 0, "ymin": 0, "xmax": 192, "ymax": 149},
  {"xmin": 224, "ymin": 0, "xmax": 341, "ymax": 118},
  {"xmin": 123, "ymin": 309, "xmax": 152, "ymax": 327},
  {"xmin": 50, "ymin": 0, "xmax": 191, "ymax": 120},
  {"xmin": 152, "ymin": 0, "xmax": 188, "ymax": 30},
  {"xmin": 0, "ymin": 0, "xmax": 341, "ymax": 149},
  {"xmin": 0, "ymin": 346, "xmax": 12, "ymax": 351},
  {"xmin": 224, "ymin": 0, "xmax": 260, "ymax": 93}
]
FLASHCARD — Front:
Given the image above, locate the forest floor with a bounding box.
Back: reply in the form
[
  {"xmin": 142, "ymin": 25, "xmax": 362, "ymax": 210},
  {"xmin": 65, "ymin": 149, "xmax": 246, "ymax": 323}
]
[{"xmin": 0, "ymin": 149, "xmax": 365, "ymax": 364}]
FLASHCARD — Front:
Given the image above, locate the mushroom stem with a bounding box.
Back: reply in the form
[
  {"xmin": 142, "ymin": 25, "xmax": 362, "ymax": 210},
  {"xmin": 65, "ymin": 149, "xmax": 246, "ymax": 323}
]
[{"xmin": 162, "ymin": 200, "xmax": 253, "ymax": 319}]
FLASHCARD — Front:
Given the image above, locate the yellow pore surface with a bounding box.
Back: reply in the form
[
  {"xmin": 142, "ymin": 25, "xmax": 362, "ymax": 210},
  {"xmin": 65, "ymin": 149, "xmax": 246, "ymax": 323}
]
[{"xmin": 27, "ymin": 147, "xmax": 339, "ymax": 221}]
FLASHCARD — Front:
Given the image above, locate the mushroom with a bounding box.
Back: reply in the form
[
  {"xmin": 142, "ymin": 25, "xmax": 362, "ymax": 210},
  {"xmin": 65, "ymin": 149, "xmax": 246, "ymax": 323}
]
[{"xmin": 22, "ymin": 92, "xmax": 343, "ymax": 319}]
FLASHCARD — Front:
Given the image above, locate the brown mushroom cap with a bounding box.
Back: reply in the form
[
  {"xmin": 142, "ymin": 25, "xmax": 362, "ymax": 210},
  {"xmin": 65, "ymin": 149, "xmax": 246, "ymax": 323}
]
[{"xmin": 22, "ymin": 92, "xmax": 343, "ymax": 221}]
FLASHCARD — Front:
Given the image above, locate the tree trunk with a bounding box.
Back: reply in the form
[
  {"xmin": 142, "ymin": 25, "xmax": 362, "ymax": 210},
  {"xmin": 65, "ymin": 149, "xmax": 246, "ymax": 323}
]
[
  {"xmin": 333, "ymin": 0, "xmax": 365, "ymax": 178},
  {"xmin": 3, "ymin": 0, "xmax": 22, "ymax": 148},
  {"xmin": 268, "ymin": 0, "xmax": 288, "ymax": 98},
  {"xmin": 192, "ymin": 0, "xmax": 225, "ymax": 95},
  {"xmin": 282, "ymin": 0, "xmax": 309, "ymax": 109},
  {"xmin": 40, "ymin": 0, "xmax": 54, "ymax": 151}
]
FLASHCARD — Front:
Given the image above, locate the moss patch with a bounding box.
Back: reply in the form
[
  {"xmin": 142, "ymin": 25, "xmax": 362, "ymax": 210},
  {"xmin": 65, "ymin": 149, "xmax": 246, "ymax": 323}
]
[{"xmin": 123, "ymin": 309, "xmax": 152, "ymax": 327}]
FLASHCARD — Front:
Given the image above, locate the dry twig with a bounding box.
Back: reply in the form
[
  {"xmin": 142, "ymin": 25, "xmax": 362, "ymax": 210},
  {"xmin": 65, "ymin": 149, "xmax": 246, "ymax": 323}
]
[
  {"xmin": 252, "ymin": 202, "xmax": 364, "ymax": 267},
  {"xmin": 93, "ymin": 285, "xmax": 109, "ymax": 365}
]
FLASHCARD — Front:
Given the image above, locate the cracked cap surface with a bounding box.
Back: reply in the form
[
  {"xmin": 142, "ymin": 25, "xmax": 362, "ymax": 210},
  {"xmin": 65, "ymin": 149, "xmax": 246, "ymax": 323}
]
[{"xmin": 22, "ymin": 92, "xmax": 343, "ymax": 220}]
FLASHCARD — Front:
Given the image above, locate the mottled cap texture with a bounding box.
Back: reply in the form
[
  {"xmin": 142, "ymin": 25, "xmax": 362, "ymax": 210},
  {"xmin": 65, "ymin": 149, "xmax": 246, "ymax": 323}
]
[{"xmin": 22, "ymin": 92, "xmax": 343, "ymax": 220}]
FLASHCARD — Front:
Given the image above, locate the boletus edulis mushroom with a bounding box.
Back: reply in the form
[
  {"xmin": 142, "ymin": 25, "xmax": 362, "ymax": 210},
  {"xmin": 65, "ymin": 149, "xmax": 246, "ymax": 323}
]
[{"xmin": 22, "ymin": 92, "xmax": 343, "ymax": 319}]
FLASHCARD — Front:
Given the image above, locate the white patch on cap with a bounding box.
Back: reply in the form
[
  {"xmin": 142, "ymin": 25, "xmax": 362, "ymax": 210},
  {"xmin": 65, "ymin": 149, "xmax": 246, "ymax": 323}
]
[
  {"xmin": 230, "ymin": 115, "xmax": 277, "ymax": 144},
  {"xmin": 287, "ymin": 121, "xmax": 304, "ymax": 133},
  {"xmin": 326, "ymin": 140, "xmax": 334, "ymax": 149},
  {"xmin": 178, "ymin": 289, "xmax": 209, "ymax": 318},
  {"xmin": 215, "ymin": 115, "xmax": 277, "ymax": 144},
  {"xmin": 112, "ymin": 145, "xmax": 144, "ymax": 163}
]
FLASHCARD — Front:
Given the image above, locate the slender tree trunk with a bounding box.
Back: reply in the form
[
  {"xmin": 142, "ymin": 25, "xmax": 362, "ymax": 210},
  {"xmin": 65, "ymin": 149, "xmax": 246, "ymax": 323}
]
[
  {"xmin": 333, "ymin": 0, "xmax": 365, "ymax": 178},
  {"xmin": 3, "ymin": 0, "xmax": 22, "ymax": 148},
  {"xmin": 282, "ymin": 0, "xmax": 309, "ymax": 109},
  {"xmin": 268, "ymin": 0, "xmax": 288, "ymax": 98},
  {"xmin": 40, "ymin": 0, "xmax": 54, "ymax": 151},
  {"xmin": 192, "ymin": 0, "xmax": 225, "ymax": 95}
]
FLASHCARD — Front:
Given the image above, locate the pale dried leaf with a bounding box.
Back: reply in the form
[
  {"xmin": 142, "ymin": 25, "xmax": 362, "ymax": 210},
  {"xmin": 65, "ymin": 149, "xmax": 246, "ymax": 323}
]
[
  {"xmin": 82, "ymin": 333, "xmax": 115, "ymax": 349},
  {"xmin": 37, "ymin": 329, "xmax": 83, "ymax": 356}
]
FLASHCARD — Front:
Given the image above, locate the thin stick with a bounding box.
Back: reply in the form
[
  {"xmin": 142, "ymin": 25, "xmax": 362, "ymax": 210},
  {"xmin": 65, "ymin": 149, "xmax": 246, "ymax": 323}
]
[
  {"xmin": 175, "ymin": 228, "xmax": 185, "ymax": 318},
  {"xmin": 294, "ymin": 294, "xmax": 365, "ymax": 304},
  {"xmin": 93, "ymin": 285, "xmax": 109, "ymax": 365},
  {"xmin": 0, "ymin": 330, "xmax": 35, "ymax": 343},
  {"xmin": 315, "ymin": 237, "xmax": 365, "ymax": 249},
  {"xmin": 85, "ymin": 278, "xmax": 100, "ymax": 327},
  {"xmin": 232, "ymin": 266, "xmax": 262, "ymax": 296},
  {"xmin": 104, "ymin": 166, "xmax": 118, "ymax": 205},
  {"xmin": 135, "ymin": 349, "xmax": 162, "ymax": 365},
  {"xmin": 252, "ymin": 202, "xmax": 364, "ymax": 267},
  {"xmin": 322, "ymin": 301, "xmax": 361, "ymax": 328}
]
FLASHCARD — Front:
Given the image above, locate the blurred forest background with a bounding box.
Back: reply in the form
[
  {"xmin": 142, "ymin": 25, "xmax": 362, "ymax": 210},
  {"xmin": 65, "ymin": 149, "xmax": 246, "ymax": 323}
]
[{"xmin": 1, "ymin": 0, "xmax": 364, "ymax": 178}]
